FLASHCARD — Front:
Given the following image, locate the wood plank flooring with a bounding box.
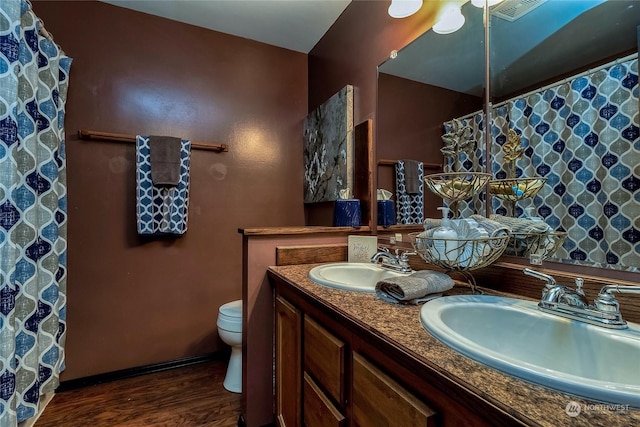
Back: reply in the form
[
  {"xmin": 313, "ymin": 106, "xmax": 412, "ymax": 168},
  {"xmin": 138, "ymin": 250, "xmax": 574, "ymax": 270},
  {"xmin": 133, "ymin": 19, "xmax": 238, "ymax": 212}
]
[{"xmin": 36, "ymin": 359, "xmax": 242, "ymax": 427}]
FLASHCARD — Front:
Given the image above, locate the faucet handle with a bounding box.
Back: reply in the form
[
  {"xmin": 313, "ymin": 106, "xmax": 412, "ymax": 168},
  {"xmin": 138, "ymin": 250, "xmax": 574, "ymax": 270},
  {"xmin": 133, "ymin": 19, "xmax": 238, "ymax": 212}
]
[
  {"xmin": 399, "ymin": 250, "xmax": 417, "ymax": 262},
  {"xmin": 523, "ymin": 268, "xmax": 557, "ymax": 287},
  {"xmin": 594, "ymin": 291, "xmax": 620, "ymax": 313},
  {"xmin": 575, "ymin": 278, "xmax": 585, "ymax": 296}
]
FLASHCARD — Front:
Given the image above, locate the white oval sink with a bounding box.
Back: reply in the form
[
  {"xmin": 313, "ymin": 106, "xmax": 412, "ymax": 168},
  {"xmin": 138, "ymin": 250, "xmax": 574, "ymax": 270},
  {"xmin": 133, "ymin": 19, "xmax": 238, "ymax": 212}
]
[
  {"xmin": 308, "ymin": 262, "xmax": 408, "ymax": 292},
  {"xmin": 421, "ymin": 295, "xmax": 640, "ymax": 407}
]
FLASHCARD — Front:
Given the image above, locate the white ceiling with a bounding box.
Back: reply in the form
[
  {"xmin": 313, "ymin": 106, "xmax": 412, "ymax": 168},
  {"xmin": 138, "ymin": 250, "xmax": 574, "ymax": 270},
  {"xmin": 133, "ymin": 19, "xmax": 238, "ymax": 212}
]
[{"xmin": 100, "ymin": 0, "xmax": 352, "ymax": 53}]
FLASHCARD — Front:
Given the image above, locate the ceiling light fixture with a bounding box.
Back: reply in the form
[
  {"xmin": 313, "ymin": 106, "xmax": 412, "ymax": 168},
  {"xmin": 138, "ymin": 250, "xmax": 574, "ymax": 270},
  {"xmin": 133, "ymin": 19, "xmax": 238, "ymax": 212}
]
[
  {"xmin": 471, "ymin": 0, "xmax": 505, "ymax": 7},
  {"xmin": 432, "ymin": 3, "xmax": 466, "ymax": 34},
  {"xmin": 388, "ymin": 0, "xmax": 423, "ymax": 18}
]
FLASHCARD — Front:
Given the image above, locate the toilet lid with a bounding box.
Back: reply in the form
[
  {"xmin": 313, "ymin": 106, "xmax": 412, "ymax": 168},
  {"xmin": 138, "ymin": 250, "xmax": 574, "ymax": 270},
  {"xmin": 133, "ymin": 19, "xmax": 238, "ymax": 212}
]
[{"xmin": 219, "ymin": 299, "xmax": 242, "ymax": 318}]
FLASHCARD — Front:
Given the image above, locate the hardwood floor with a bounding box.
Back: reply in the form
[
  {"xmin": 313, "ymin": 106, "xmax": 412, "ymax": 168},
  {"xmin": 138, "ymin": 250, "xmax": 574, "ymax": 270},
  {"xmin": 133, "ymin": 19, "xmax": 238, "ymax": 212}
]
[{"xmin": 36, "ymin": 360, "xmax": 242, "ymax": 426}]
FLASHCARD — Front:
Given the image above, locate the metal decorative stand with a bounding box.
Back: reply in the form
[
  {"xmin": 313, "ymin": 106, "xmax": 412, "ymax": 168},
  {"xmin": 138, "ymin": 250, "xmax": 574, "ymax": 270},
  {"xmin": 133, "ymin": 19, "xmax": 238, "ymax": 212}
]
[
  {"xmin": 424, "ymin": 172, "xmax": 490, "ymax": 218},
  {"xmin": 409, "ymin": 233, "xmax": 510, "ymax": 294},
  {"xmin": 489, "ymin": 177, "xmax": 547, "ymax": 216},
  {"xmin": 489, "ymin": 129, "xmax": 546, "ymax": 216},
  {"xmin": 506, "ymin": 230, "xmax": 567, "ymax": 260}
]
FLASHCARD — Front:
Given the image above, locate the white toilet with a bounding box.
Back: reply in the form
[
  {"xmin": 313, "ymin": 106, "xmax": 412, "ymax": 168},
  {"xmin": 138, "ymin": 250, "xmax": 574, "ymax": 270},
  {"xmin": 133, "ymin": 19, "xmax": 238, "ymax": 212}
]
[{"xmin": 217, "ymin": 300, "xmax": 242, "ymax": 393}]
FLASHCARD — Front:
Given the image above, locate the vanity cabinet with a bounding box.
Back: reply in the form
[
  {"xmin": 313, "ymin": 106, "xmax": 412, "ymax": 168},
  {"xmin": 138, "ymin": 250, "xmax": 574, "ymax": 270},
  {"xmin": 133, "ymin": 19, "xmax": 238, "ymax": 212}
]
[
  {"xmin": 303, "ymin": 372, "xmax": 345, "ymax": 427},
  {"xmin": 352, "ymin": 352, "xmax": 436, "ymax": 426},
  {"xmin": 271, "ymin": 270, "xmax": 524, "ymax": 427},
  {"xmin": 303, "ymin": 316, "xmax": 346, "ymax": 425},
  {"xmin": 275, "ymin": 297, "xmax": 302, "ymax": 427},
  {"xmin": 275, "ymin": 292, "xmax": 438, "ymax": 427}
]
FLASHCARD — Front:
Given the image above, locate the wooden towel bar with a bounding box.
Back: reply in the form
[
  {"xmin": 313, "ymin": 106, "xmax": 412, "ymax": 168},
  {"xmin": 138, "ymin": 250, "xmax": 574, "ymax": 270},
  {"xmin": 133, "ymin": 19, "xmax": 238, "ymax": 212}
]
[{"xmin": 78, "ymin": 130, "xmax": 228, "ymax": 152}]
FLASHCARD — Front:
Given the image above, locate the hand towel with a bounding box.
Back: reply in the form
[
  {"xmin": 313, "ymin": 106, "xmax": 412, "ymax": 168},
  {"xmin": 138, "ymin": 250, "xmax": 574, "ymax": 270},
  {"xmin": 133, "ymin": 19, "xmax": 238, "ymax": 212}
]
[
  {"xmin": 488, "ymin": 214, "xmax": 551, "ymax": 233},
  {"xmin": 423, "ymin": 217, "xmax": 442, "ymax": 230},
  {"xmin": 395, "ymin": 160, "xmax": 424, "ymax": 224},
  {"xmin": 136, "ymin": 135, "xmax": 191, "ymax": 236},
  {"xmin": 470, "ymin": 214, "xmax": 512, "ymax": 237},
  {"xmin": 402, "ymin": 159, "xmax": 421, "ymax": 195},
  {"xmin": 149, "ymin": 135, "xmax": 182, "ymax": 186},
  {"xmin": 375, "ymin": 270, "xmax": 454, "ymax": 305}
]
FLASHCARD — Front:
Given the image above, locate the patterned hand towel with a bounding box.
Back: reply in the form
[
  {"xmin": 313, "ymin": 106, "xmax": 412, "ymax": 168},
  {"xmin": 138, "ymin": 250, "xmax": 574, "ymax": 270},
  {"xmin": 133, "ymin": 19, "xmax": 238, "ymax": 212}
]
[
  {"xmin": 375, "ymin": 270, "xmax": 454, "ymax": 305},
  {"xmin": 395, "ymin": 160, "xmax": 424, "ymax": 224},
  {"xmin": 136, "ymin": 135, "xmax": 191, "ymax": 236}
]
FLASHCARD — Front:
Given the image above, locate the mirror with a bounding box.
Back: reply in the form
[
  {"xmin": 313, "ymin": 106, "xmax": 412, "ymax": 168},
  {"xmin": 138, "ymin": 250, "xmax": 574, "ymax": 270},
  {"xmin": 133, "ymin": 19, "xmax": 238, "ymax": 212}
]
[
  {"xmin": 376, "ymin": 0, "xmax": 639, "ymax": 271},
  {"xmin": 377, "ymin": 2, "xmax": 486, "ymax": 226},
  {"xmin": 488, "ymin": 0, "xmax": 640, "ymax": 271}
]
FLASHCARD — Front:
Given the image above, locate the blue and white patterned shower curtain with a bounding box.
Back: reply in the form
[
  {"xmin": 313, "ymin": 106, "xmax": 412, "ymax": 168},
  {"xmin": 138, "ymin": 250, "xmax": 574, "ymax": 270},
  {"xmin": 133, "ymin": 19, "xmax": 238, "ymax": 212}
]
[
  {"xmin": 0, "ymin": 1, "xmax": 72, "ymax": 425},
  {"xmin": 443, "ymin": 112, "xmax": 487, "ymax": 217},
  {"xmin": 491, "ymin": 57, "xmax": 639, "ymax": 269}
]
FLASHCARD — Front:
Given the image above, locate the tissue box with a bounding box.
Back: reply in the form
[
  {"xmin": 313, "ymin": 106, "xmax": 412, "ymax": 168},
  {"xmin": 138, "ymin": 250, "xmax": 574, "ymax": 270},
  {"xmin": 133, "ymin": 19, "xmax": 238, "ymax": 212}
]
[
  {"xmin": 377, "ymin": 200, "xmax": 396, "ymax": 227},
  {"xmin": 334, "ymin": 199, "xmax": 361, "ymax": 227}
]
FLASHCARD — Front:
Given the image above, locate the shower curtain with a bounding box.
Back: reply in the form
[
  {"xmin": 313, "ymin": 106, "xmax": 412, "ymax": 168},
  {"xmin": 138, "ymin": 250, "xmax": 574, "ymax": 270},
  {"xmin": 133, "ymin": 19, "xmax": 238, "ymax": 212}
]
[
  {"xmin": 491, "ymin": 57, "xmax": 639, "ymax": 269},
  {"xmin": 0, "ymin": 1, "xmax": 72, "ymax": 425},
  {"xmin": 443, "ymin": 111, "xmax": 487, "ymax": 217}
]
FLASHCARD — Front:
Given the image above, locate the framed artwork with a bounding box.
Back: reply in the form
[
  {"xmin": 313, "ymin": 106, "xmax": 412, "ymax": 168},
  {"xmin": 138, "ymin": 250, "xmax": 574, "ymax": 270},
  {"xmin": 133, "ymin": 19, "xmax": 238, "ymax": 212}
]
[{"xmin": 303, "ymin": 85, "xmax": 354, "ymax": 203}]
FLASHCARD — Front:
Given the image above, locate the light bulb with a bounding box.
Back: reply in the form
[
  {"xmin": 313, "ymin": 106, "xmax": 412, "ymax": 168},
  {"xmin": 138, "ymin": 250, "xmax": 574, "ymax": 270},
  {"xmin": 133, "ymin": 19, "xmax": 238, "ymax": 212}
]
[
  {"xmin": 432, "ymin": 3, "xmax": 465, "ymax": 34},
  {"xmin": 471, "ymin": 0, "xmax": 505, "ymax": 7},
  {"xmin": 388, "ymin": 0, "xmax": 423, "ymax": 18}
]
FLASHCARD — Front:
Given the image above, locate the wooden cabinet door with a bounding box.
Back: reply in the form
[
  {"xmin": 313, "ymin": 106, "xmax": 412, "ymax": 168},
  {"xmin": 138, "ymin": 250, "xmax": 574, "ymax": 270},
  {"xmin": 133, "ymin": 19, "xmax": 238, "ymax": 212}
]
[
  {"xmin": 352, "ymin": 352, "xmax": 437, "ymax": 427},
  {"xmin": 304, "ymin": 316, "xmax": 345, "ymax": 407},
  {"xmin": 303, "ymin": 373, "xmax": 346, "ymax": 427},
  {"xmin": 276, "ymin": 297, "xmax": 302, "ymax": 427}
]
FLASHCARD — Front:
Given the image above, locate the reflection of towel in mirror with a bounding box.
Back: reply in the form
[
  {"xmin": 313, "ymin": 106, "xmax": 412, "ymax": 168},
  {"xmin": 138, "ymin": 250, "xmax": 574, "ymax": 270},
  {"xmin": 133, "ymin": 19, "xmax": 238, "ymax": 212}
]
[
  {"xmin": 149, "ymin": 135, "xmax": 182, "ymax": 186},
  {"xmin": 423, "ymin": 217, "xmax": 442, "ymax": 230},
  {"xmin": 488, "ymin": 214, "xmax": 551, "ymax": 233},
  {"xmin": 395, "ymin": 160, "xmax": 424, "ymax": 224},
  {"xmin": 470, "ymin": 214, "xmax": 512, "ymax": 237},
  {"xmin": 402, "ymin": 159, "xmax": 421, "ymax": 194},
  {"xmin": 375, "ymin": 270, "xmax": 454, "ymax": 305}
]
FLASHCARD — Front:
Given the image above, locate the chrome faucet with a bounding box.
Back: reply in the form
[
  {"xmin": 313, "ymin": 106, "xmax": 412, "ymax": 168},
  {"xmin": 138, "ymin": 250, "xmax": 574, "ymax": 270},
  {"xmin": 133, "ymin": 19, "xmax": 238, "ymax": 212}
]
[
  {"xmin": 524, "ymin": 268, "xmax": 639, "ymax": 329},
  {"xmin": 371, "ymin": 247, "xmax": 415, "ymax": 274}
]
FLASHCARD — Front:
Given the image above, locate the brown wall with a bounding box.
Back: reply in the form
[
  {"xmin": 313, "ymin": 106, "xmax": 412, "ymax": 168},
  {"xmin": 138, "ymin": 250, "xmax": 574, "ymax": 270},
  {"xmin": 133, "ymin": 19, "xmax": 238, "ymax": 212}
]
[
  {"xmin": 32, "ymin": 1, "xmax": 307, "ymax": 380},
  {"xmin": 306, "ymin": 0, "xmax": 441, "ymax": 226},
  {"xmin": 377, "ymin": 73, "xmax": 482, "ymax": 219}
]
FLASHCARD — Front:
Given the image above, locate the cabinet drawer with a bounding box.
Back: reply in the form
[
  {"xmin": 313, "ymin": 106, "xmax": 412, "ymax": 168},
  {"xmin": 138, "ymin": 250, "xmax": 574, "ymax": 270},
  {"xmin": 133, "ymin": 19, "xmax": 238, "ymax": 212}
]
[
  {"xmin": 352, "ymin": 352, "xmax": 437, "ymax": 427},
  {"xmin": 304, "ymin": 316, "xmax": 345, "ymax": 405},
  {"xmin": 303, "ymin": 373, "xmax": 346, "ymax": 427}
]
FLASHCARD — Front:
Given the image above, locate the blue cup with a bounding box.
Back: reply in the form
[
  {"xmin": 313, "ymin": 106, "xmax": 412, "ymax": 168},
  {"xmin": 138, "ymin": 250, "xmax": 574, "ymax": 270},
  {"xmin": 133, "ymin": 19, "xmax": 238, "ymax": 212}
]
[
  {"xmin": 333, "ymin": 199, "xmax": 361, "ymax": 227},
  {"xmin": 377, "ymin": 200, "xmax": 396, "ymax": 227}
]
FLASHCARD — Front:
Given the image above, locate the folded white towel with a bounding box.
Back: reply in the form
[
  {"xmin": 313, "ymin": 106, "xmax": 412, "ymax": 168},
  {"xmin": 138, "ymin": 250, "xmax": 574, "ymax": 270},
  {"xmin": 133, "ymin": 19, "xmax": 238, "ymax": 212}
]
[
  {"xmin": 375, "ymin": 270, "xmax": 454, "ymax": 305},
  {"xmin": 489, "ymin": 214, "xmax": 551, "ymax": 233},
  {"xmin": 470, "ymin": 214, "xmax": 512, "ymax": 237},
  {"xmin": 423, "ymin": 218, "xmax": 442, "ymax": 230}
]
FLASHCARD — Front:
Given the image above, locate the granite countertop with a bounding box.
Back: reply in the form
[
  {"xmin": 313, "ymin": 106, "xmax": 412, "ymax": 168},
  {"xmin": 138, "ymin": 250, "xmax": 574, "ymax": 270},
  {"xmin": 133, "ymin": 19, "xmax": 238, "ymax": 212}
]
[{"xmin": 269, "ymin": 263, "xmax": 640, "ymax": 427}]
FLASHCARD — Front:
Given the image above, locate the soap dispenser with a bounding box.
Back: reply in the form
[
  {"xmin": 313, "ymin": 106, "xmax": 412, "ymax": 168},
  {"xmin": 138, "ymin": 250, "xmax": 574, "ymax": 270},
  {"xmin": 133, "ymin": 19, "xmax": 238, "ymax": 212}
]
[{"xmin": 433, "ymin": 207, "xmax": 459, "ymax": 263}]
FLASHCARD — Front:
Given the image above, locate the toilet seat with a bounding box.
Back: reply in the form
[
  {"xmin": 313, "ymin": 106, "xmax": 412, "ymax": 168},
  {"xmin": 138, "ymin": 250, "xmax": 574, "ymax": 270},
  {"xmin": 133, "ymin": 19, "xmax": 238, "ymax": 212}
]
[{"xmin": 217, "ymin": 300, "xmax": 242, "ymax": 332}]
